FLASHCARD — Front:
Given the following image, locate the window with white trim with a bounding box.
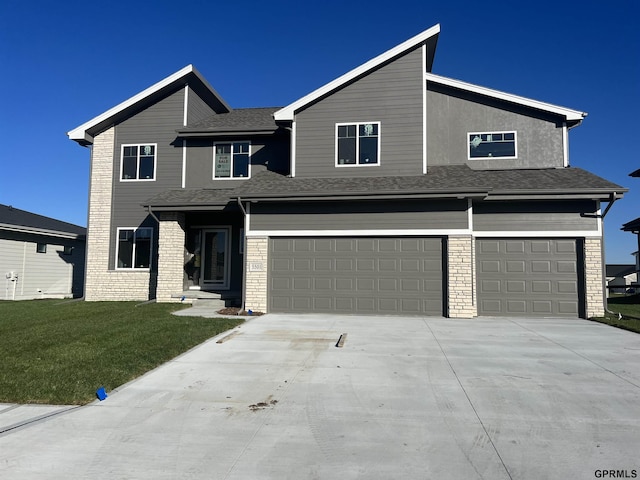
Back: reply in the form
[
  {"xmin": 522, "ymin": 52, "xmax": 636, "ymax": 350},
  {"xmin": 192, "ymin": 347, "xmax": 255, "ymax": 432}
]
[
  {"xmin": 336, "ymin": 122, "xmax": 380, "ymax": 166},
  {"xmin": 121, "ymin": 144, "xmax": 157, "ymax": 180},
  {"xmin": 214, "ymin": 142, "xmax": 250, "ymax": 178},
  {"xmin": 468, "ymin": 131, "xmax": 516, "ymax": 159},
  {"xmin": 116, "ymin": 227, "xmax": 152, "ymax": 269}
]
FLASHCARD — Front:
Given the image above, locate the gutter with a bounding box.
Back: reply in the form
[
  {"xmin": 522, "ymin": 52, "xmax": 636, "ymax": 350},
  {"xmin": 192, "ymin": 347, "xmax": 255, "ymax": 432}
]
[{"xmin": 236, "ymin": 197, "xmax": 248, "ymax": 313}]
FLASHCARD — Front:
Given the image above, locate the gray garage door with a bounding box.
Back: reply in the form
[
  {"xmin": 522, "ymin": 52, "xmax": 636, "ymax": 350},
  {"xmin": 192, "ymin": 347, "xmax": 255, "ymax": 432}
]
[
  {"xmin": 476, "ymin": 238, "xmax": 582, "ymax": 317},
  {"xmin": 269, "ymin": 237, "xmax": 443, "ymax": 315}
]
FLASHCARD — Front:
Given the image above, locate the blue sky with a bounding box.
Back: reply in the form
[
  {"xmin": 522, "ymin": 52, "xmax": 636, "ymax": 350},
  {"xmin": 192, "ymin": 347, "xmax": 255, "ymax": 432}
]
[{"xmin": 0, "ymin": 0, "xmax": 638, "ymax": 263}]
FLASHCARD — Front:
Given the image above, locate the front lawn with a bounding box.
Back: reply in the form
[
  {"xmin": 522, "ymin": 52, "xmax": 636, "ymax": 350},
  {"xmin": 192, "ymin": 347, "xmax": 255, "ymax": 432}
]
[
  {"xmin": 0, "ymin": 300, "xmax": 242, "ymax": 405},
  {"xmin": 592, "ymin": 294, "xmax": 640, "ymax": 334}
]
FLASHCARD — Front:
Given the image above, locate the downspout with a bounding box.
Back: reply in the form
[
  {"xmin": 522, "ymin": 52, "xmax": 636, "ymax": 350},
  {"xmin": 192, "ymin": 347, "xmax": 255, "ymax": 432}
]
[
  {"xmin": 237, "ymin": 197, "xmax": 248, "ymax": 312},
  {"xmin": 599, "ymin": 193, "xmax": 621, "ymax": 316}
]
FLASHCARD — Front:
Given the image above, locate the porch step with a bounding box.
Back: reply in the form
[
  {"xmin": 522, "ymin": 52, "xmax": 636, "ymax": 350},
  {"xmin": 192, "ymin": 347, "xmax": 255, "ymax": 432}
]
[{"xmin": 171, "ymin": 291, "xmax": 241, "ymax": 308}]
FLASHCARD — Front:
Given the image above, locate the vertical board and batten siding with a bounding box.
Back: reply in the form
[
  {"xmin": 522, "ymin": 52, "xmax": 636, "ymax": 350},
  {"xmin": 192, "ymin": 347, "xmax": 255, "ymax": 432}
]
[
  {"xmin": 110, "ymin": 87, "xmax": 185, "ymax": 268},
  {"xmin": 294, "ymin": 48, "xmax": 424, "ymax": 178},
  {"xmin": 426, "ymin": 83, "xmax": 565, "ymax": 169},
  {"xmin": 269, "ymin": 237, "xmax": 444, "ymax": 315},
  {"xmin": 473, "ymin": 200, "xmax": 599, "ymax": 232},
  {"xmin": 476, "ymin": 238, "xmax": 583, "ymax": 317},
  {"xmin": 249, "ymin": 199, "xmax": 469, "ymax": 231},
  {"xmin": 185, "ymin": 137, "xmax": 290, "ymax": 189}
]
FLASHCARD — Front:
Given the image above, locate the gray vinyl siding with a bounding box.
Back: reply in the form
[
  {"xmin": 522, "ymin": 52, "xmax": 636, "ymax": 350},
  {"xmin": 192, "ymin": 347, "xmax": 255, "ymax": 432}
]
[
  {"xmin": 473, "ymin": 201, "xmax": 599, "ymax": 232},
  {"xmin": 249, "ymin": 199, "xmax": 468, "ymax": 231},
  {"xmin": 187, "ymin": 86, "xmax": 216, "ymax": 125},
  {"xmin": 185, "ymin": 136, "xmax": 290, "ymax": 189},
  {"xmin": 427, "ymin": 83, "xmax": 565, "ymax": 169},
  {"xmin": 0, "ymin": 232, "xmax": 85, "ymax": 300},
  {"xmin": 294, "ymin": 48, "xmax": 424, "ymax": 178},
  {"xmin": 110, "ymin": 87, "xmax": 185, "ymax": 268}
]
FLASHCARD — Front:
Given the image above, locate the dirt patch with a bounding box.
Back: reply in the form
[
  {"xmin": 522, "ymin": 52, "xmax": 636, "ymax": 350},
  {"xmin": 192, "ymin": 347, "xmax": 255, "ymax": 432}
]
[
  {"xmin": 249, "ymin": 399, "xmax": 278, "ymax": 411},
  {"xmin": 217, "ymin": 307, "xmax": 264, "ymax": 316}
]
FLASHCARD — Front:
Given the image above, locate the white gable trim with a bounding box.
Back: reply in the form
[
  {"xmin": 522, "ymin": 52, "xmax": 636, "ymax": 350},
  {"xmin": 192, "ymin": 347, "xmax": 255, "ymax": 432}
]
[
  {"xmin": 68, "ymin": 65, "xmax": 230, "ymax": 144},
  {"xmin": 425, "ymin": 73, "xmax": 586, "ymax": 122},
  {"xmin": 273, "ymin": 24, "xmax": 440, "ymax": 121}
]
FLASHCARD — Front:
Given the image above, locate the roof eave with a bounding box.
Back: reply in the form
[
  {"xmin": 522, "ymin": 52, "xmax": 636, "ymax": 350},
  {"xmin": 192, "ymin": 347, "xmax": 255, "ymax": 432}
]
[
  {"xmin": 0, "ymin": 223, "xmax": 85, "ymax": 239},
  {"xmin": 273, "ymin": 24, "xmax": 441, "ymax": 121},
  {"xmin": 237, "ymin": 188, "xmax": 488, "ymax": 202}
]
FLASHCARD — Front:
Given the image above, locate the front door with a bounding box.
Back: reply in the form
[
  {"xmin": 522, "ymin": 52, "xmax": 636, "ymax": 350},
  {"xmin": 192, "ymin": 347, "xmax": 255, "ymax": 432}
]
[{"xmin": 201, "ymin": 228, "xmax": 230, "ymax": 289}]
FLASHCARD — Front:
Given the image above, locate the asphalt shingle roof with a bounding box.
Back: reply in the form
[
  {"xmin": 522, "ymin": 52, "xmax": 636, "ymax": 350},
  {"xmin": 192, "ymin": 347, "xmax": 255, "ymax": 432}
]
[
  {"xmin": 145, "ymin": 165, "xmax": 624, "ymax": 208},
  {"xmin": 180, "ymin": 107, "xmax": 281, "ymax": 133},
  {"xmin": 0, "ymin": 204, "xmax": 86, "ymax": 236},
  {"xmin": 622, "ymin": 217, "xmax": 640, "ymax": 232}
]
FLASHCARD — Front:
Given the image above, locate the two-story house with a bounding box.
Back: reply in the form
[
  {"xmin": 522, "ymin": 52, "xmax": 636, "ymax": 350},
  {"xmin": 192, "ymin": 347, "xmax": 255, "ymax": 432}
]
[{"xmin": 68, "ymin": 24, "xmax": 625, "ymax": 318}]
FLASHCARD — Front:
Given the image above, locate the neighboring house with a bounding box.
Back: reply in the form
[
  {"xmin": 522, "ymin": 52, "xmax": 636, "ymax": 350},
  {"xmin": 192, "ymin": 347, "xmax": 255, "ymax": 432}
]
[
  {"xmin": 605, "ymin": 264, "xmax": 637, "ymax": 294},
  {"xmin": 621, "ymin": 168, "xmax": 640, "ymax": 281},
  {"xmin": 68, "ymin": 24, "xmax": 626, "ymax": 318},
  {"xmin": 0, "ymin": 204, "xmax": 86, "ymax": 300}
]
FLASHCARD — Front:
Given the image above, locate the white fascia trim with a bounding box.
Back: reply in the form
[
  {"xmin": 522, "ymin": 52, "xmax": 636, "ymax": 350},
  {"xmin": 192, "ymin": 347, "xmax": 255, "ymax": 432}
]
[
  {"xmin": 181, "ymin": 139, "xmax": 187, "ymax": 189},
  {"xmin": 562, "ymin": 122, "xmax": 569, "ymax": 167},
  {"xmin": 425, "ymin": 73, "xmax": 587, "ymax": 122},
  {"xmin": 422, "ymin": 44, "xmax": 428, "ymax": 175},
  {"xmin": 68, "ymin": 65, "xmax": 230, "ymax": 143},
  {"xmin": 274, "ymin": 24, "xmax": 441, "ymax": 121},
  {"xmin": 0, "ymin": 224, "xmax": 83, "ymax": 239},
  {"xmin": 291, "ymin": 121, "xmax": 297, "ymax": 177},
  {"xmin": 247, "ymin": 228, "xmax": 470, "ymax": 237},
  {"xmin": 473, "ymin": 230, "xmax": 601, "ymax": 238}
]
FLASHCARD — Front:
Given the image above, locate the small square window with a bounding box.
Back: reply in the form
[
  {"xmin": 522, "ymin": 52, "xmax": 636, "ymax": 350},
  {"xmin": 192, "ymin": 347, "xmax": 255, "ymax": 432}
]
[
  {"xmin": 121, "ymin": 144, "xmax": 157, "ymax": 181},
  {"xmin": 36, "ymin": 243, "xmax": 47, "ymax": 253},
  {"xmin": 336, "ymin": 122, "xmax": 380, "ymax": 166}
]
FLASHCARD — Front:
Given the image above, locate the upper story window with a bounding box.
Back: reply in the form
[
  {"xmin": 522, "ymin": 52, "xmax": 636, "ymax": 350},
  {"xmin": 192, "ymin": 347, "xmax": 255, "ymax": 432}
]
[
  {"xmin": 468, "ymin": 131, "xmax": 517, "ymax": 159},
  {"xmin": 116, "ymin": 227, "xmax": 152, "ymax": 269},
  {"xmin": 121, "ymin": 144, "xmax": 156, "ymax": 181},
  {"xmin": 214, "ymin": 142, "xmax": 250, "ymax": 179},
  {"xmin": 336, "ymin": 122, "xmax": 380, "ymax": 166}
]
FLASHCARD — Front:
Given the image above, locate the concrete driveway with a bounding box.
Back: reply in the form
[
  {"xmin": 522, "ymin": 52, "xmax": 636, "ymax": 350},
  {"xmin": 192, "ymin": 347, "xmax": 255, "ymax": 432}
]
[{"xmin": 1, "ymin": 314, "xmax": 639, "ymax": 479}]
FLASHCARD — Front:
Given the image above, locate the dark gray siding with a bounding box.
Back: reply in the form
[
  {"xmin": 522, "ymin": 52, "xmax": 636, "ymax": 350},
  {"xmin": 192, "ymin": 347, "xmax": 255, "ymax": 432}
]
[
  {"xmin": 187, "ymin": 86, "xmax": 217, "ymax": 125},
  {"xmin": 473, "ymin": 201, "xmax": 598, "ymax": 232},
  {"xmin": 427, "ymin": 83, "xmax": 565, "ymax": 169},
  {"xmin": 269, "ymin": 237, "xmax": 443, "ymax": 315},
  {"xmin": 185, "ymin": 136, "xmax": 290, "ymax": 189},
  {"xmin": 295, "ymin": 48, "xmax": 424, "ymax": 178},
  {"xmin": 250, "ymin": 199, "xmax": 468, "ymax": 231},
  {"xmin": 110, "ymin": 87, "xmax": 185, "ymax": 268}
]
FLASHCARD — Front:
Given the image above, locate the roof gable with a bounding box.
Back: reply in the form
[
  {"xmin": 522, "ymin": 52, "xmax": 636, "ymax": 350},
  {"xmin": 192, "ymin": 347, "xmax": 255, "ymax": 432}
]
[
  {"xmin": 68, "ymin": 65, "xmax": 231, "ymax": 145},
  {"xmin": 426, "ymin": 73, "xmax": 586, "ymax": 125},
  {"xmin": 273, "ymin": 24, "xmax": 440, "ymax": 121}
]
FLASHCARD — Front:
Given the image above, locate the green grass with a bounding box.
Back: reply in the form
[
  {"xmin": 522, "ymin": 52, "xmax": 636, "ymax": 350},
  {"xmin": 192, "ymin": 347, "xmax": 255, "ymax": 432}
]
[
  {"xmin": 592, "ymin": 294, "xmax": 640, "ymax": 334},
  {"xmin": 0, "ymin": 300, "xmax": 242, "ymax": 405}
]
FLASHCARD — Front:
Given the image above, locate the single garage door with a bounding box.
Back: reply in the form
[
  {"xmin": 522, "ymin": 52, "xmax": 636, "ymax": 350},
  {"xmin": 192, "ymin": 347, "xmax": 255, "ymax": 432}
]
[
  {"xmin": 476, "ymin": 238, "xmax": 582, "ymax": 317},
  {"xmin": 269, "ymin": 237, "xmax": 443, "ymax": 315}
]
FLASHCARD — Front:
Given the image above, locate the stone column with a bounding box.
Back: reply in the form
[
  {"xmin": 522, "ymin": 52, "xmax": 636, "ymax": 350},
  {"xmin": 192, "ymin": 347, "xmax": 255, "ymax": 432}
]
[
  {"xmin": 584, "ymin": 237, "xmax": 605, "ymax": 318},
  {"xmin": 245, "ymin": 236, "xmax": 268, "ymax": 312},
  {"xmin": 447, "ymin": 235, "xmax": 477, "ymax": 318},
  {"xmin": 156, "ymin": 212, "xmax": 186, "ymax": 303}
]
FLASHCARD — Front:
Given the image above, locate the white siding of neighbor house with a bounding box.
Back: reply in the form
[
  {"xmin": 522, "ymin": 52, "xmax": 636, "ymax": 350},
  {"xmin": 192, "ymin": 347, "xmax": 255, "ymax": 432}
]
[{"xmin": 0, "ymin": 236, "xmax": 84, "ymax": 300}]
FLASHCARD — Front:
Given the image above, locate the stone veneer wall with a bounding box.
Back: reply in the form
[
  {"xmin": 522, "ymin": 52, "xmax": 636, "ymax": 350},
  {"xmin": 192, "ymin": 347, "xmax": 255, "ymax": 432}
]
[
  {"xmin": 156, "ymin": 212, "xmax": 186, "ymax": 303},
  {"xmin": 244, "ymin": 236, "xmax": 268, "ymax": 312},
  {"xmin": 84, "ymin": 127, "xmax": 150, "ymax": 301},
  {"xmin": 584, "ymin": 237, "xmax": 605, "ymax": 318},
  {"xmin": 447, "ymin": 235, "xmax": 477, "ymax": 318}
]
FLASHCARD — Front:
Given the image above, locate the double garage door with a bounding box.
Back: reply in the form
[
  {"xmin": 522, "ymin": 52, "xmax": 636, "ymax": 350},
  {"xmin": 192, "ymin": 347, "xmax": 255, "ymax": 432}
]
[
  {"xmin": 269, "ymin": 237, "xmax": 443, "ymax": 315},
  {"xmin": 268, "ymin": 237, "xmax": 583, "ymax": 317}
]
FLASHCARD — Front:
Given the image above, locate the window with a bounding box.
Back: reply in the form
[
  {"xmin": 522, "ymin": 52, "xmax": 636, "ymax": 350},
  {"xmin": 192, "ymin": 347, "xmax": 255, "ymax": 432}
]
[
  {"xmin": 116, "ymin": 227, "xmax": 152, "ymax": 269},
  {"xmin": 336, "ymin": 122, "xmax": 380, "ymax": 166},
  {"xmin": 36, "ymin": 243, "xmax": 47, "ymax": 253},
  {"xmin": 121, "ymin": 144, "xmax": 156, "ymax": 180},
  {"xmin": 468, "ymin": 131, "xmax": 516, "ymax": 159},
  {"xmin": 214, "ymin": 142, "xmax": 250, "ymax": 178}
]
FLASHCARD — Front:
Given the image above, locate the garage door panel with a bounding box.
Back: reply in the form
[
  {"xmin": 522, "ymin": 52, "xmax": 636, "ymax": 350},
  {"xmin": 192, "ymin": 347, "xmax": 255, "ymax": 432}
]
[
  {"xmin": 269, "ymin": 237, "xmax": 443, "ymax": 315},
  {"xmin": 477, "ymin": 238, "xmax": 580, "ymax": 317}
]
